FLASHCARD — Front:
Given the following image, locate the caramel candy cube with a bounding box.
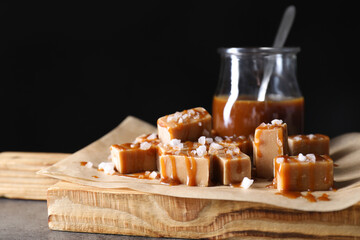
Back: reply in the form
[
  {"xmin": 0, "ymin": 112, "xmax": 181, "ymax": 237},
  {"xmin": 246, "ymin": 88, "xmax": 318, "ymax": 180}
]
[
  {"xmin": 110, "ymin": 143, "xmax": 157, "ymax": 174},
  {"xmin": 253, "ymin": 120, "xmax": 288, "ymax": 179},
  {"xmin": 159, "ymin": 147, "xmax": 213, "ymax": 187},
  {"xmin": 157, "ymin": 107, "xmax": 212, "ymax": 144},
  {"xmin": 288, "ymin": 134, "xmax": 329, "ymax": 156},
  {"xmin": 274, "ymin": 154, "xmax": 333, "ymax": 191},
  {"xmin": 214, "ymin": 151, "xmax": 251, "ymax": 185}
]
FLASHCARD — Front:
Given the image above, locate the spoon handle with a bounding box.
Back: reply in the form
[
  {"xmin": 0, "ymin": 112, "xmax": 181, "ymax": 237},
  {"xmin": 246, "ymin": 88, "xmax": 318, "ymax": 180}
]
[
  {"xmin": 273, "ymin": 5, "xmax": 296, "ymax": 48},
  {"xmin": 257, "ymin": 5, "xmax": 296, "ymax": 101}
]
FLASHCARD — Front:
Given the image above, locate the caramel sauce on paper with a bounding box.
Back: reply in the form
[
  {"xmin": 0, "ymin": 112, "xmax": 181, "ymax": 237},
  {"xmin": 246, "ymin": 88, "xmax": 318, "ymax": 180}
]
[
  {"xmin": 276, "ymin": 191, "xmax": 331, "ymax": 202},
  {"xmin": 212, "ymin": 95, "xmax": 304, "ymax": 136},
  {"xmin": 80, "ymin": 161, "xmax": 87, "ymax": 166}
]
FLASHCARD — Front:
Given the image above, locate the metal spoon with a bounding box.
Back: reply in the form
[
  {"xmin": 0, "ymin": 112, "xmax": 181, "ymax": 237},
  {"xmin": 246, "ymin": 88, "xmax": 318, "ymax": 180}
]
[{"xmin": 257, "ymin": 5, "xmax": 296, "ymax": 101}]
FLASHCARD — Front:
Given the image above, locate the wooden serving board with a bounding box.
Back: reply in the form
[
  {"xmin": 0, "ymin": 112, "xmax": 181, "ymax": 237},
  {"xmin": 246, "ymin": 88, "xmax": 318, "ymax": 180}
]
[
  {"xmin": 48, "ymin": 181, "xmax": 360, "ymax": 239},
  {"xmin": 0, "ymin": 152, "xmax": 69, "ymax": 200}
]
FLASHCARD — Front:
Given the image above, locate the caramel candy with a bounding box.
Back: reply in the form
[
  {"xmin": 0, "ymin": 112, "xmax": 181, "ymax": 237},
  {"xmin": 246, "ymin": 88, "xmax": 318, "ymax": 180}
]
[
  {"xmin": 157, "ymin": 107, "xmax": 212, "ymax": 144},
  {"xmin": 213, "ymin": 151, "xmax": 251, "ymax": 185},
  {"xmin": 159, "ymin": 149, "xmax": 213, "ymax": 187},
  {"xmin": 253, "ymin": 119, "xmax": 288, "ymax": 179},
  {"xmin": 274, "ymin": 154, "xmax": 333, "ymax": 191},
  {"xmin": 288, "ymin": 134, "xmax": 329, "ymax": 156},
  {"xmin": 110, "ymin": 143, "xmax": 157, "ymax": 174}
]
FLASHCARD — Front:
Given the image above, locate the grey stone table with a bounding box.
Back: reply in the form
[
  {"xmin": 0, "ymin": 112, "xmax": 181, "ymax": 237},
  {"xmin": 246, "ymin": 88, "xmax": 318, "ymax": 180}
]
[{"xmin": 0, "ymin": 198, "xmax": 174, "ymax": 240}]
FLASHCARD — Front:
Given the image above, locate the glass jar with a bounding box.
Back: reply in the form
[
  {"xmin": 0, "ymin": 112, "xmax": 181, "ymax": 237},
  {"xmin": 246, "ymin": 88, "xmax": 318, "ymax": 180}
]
[{"xmin": 212, "ymin": 47, "xmax": 304, "ymax": 137}]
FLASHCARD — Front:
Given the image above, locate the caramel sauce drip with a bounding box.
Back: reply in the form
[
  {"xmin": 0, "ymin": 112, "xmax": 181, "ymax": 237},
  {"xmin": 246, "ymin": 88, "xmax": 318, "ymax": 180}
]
[
  {"xmin": 212, "ymin": 95, "xmax": 304, "ymax": 137},
  {"xmin": 185, "ymin": 156, "xmax": 197, "ymax": 186},
  {"xmin": 160, "ymin": 155, "xmax": 181, "ymax": 186},
  {"xmin": 92, "ymin": 175, "xmax": 99, "ymax": 178},
  {"xmin": 160, "ymin": 156, "xmax": 167, "ymax": 179},
  {"xmin": 80, "ymin": 161, "xmax": 87, "ymax": 166},
  {"xmin": 254, "ymin": 129, "xmax": 262, "ymax": 158}
]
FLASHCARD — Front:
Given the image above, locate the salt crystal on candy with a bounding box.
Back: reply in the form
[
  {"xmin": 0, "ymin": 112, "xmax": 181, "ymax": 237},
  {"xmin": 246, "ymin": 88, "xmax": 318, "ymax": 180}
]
[
  {"xmin": 298, "ymin": 153, "xmax": 306, "ymax": 161},
  {"xmin": 271, "ymin": 119, "xmax": 283, "ymax": 125},
  {"xmin": 198, "ymin": 136, "xmax": 206, "ymax": 145},
  {"xmin": 196, "ymin": 145, "xmax": 207, "ymax": 157},
  {"xmin": 210, "ymin": 142, "xmax": 223, "ymax": 150},
  {"xmin": 306, "ymin": 153, "xmax": 316, "ymax": 163},
  {"xmin": 140, "ymin": 142, "xmax": 152, "ymax": 150}
]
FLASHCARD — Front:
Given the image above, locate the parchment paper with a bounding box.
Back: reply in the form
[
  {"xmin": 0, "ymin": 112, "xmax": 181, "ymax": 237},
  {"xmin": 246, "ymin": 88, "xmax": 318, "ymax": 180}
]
[{"xmin": 38, "ymin": 116, "xmax": 360, "ymax": 212}]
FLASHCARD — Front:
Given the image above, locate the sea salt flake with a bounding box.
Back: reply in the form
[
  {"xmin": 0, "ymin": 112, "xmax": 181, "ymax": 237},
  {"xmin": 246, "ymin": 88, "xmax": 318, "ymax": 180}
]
[
  {"xmin": 196, "ymin": 145, "xmax": 207, "ymax": 157},
  {"xmin": 85, "ymin": 161, "xmax": 93, "ymax": 168},
  {"xmin": 178, "ymin": 118, "xmax": 183, "ymax": 124},
  {"xmin": 147, "ymin": 133, "xmax": 157, "ymax": 140},
  {"xmin": 298, "ymin": 153, "xmax": 306, "ymax": 161},
  {"xmin": 140, "ymin": 142, "xmax": 152, "ymax": 150},
  {"xmin": 271, "ymin": 119, "xmax": 283, "ymax": 125},
  {"xmin": 210, "ymin": 142, "xmax": 223, "ymax": 150},
  {"xmin": 240, "ymin": 177, "xmax": 254, "ymax": 189},
  {"xmin": 233, "ymin": 147, "xmax": 240, "ymax": 154},
  {"xmin": 198, "ymin": 136, "xmax": 206, "ymax": 145},
  {"xmin": 214, "ymin": 136, "xmax": 223, "ymax": 142},
  {"xmin": 308, "ymin": 134, "xmax": 315, "ymax": 139},
  {"xmin": 169, "ymin": 139, "xmax": 183, "ymax": 150},
  {"xmin": 226, "ymin": 149, "xmax": 233, "ymax": 155},
  {"xmin": 294, "ymin": 135, "xmax": 302, "ymax": 141},
  {"xmin": 149, "ymin": 171, "xmax": 159, "ymax": 179},
  {"xmin": 167, "ymin": 115, "xmax": 175, "ymax": 122},
  {"xmin": 276, "ymin": 157, "xmax": 284, "ymax": 164},
  {"xmin": 188, "ymin": 109, "xmax": 195, "ymax": 115},
  {"xmin": 206, "ymin": 138, "xmax": 213, "ymax": 144},
  {"xmin": 182, "ymin": 113, "xmax": 188, "ymax": 119},
  {"xmin": 198, "ymin": 122, "xmax": 202, "ymax": 126},
  {"xmin": 98, "ymin": 162, "xmax": 115, "ymax": 175},
  {"xmin": 306, "ymin": 154, "xmax": 316, "ymax": 163}
]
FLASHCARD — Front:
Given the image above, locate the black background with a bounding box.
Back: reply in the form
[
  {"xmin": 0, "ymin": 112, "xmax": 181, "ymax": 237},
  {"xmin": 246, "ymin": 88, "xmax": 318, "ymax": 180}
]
[{"xmin": 1, "ymin": 2, "xmax": 359, "ymax": 153}]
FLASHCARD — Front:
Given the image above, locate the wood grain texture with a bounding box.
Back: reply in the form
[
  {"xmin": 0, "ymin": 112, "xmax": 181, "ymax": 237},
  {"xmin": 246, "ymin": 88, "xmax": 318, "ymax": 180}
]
[
  {"xmin": 0, "ymin": 152, "xmax": 69, "ymax": 200},
  {"xmin": 48, "ymin": 181, "xmax": 360, "ymax": 239}
]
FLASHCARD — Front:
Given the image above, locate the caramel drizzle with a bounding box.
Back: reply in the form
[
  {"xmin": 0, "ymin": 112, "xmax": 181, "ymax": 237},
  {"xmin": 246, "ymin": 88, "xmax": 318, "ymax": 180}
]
[
  {"xmin": 160, "ymin": 155, "xmax": 181, "ymax": 186},
  {"xmin": 80, "ymin": 161, "xmax": 87, "ymax": 166},
  {"xmin": 185, "ymin": 156, "xmax": 197, "ymax": 186},
  {"xmin": 254, "ymin": 129, "xmax": 262, "ymax": 158}
]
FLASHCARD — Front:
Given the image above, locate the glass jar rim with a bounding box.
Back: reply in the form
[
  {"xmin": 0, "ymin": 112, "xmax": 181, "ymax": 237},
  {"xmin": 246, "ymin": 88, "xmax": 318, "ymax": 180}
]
[{"xmin": 218, "ymin": 47, "xmax": 300, "ymax": 55}]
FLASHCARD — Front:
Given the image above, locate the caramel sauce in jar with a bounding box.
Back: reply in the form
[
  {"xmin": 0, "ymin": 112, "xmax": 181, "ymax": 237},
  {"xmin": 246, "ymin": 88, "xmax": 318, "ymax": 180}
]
[{"xmin": 212, "ymin": 95, "xmax": 304, "ymax": 137}]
